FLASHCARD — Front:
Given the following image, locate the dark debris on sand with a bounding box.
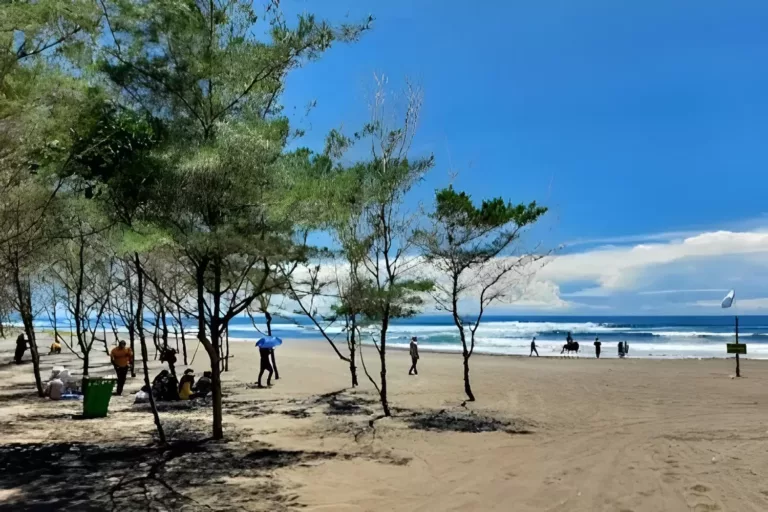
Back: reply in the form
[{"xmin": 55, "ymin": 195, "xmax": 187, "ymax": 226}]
[{"xmin": 403, "ymin": 409, "xmax": 534, "ymax": 435}]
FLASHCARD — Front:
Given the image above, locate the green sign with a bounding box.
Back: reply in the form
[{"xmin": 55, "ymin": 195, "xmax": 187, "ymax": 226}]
[{"xmin": 727, "ymin": 343, "xmax": 747, "ymax": 355}]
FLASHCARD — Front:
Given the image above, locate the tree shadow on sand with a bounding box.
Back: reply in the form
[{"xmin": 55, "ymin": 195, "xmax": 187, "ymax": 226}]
[{"xmin": 0, "ymin": 432, "xmax": 347, "ymax": 511}]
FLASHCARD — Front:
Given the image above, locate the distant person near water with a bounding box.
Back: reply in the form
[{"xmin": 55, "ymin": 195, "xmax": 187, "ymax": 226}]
[
  {"xmin": 530, "ymin": 337, "xmax": 539, "ymax": 357},
  {"xmin": 567, "ymin": 331, "xmax": 573, "ymax": 344},
  {"xmin": 594, "ymin": 337, "xmax": 601, "ymax": 359},
  {"xmin": 14, "ymin": 333, "xmax": 26, "ymax": 364},
  {"xmin": 624, "ymin": 341, "xmax": 630, "ymax": 357},
  {"xmin": 409, "ymin": 337, "xmax": 420, "ymax": 375},
  {"xmin": 618, "ymin": 341, "xmax": 625, "ymax": 358},
  {"xmin": 110, "ymin": 340, "xmax": 133, "ymax": 395}
]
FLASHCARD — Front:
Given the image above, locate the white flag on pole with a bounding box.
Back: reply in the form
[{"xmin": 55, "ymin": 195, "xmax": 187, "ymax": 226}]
[{"xmin": 721, "ymin": 289, "xmax": 735, "ymax": 309}]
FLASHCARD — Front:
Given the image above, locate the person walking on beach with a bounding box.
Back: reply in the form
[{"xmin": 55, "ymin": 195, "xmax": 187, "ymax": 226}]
[
  {"xmin": 409, "ymin": 337, "xmax": 420, "ymax": 375},
  {"xmin": 530, "ymin": 337, "xmax": 539, "ymax": 357},
  {"xmin": 594, "ymin": 337, "xmax": 601, "ymax": 359},
  {"xmin": 258, "ymin": 347, "xmax": 274, "ymax": 387},
  {"xmin": 14, "ymin": 332, "xmax": 26, "ymax": 364},
  {"xmin": 110, "ymin": 340, "xmax": 133, "ymax": 395}
]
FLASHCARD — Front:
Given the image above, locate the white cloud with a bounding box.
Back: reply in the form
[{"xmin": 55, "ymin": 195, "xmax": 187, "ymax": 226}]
[
  {"xmin": 537, "ymin": 230, "xmax": 768, "ymax": 295},
  {"xmin": 281, "ymin": 226, "xmax": 768, "ymax": 315},
  {"xmin": 637, "ymin": 288, "xmax": 728, "ymax": 296}
]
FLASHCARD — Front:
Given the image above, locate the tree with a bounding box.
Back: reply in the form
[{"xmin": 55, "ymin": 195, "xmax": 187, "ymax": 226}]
[
  {"xmin": 93, "ymin": 0, "xmax": 370, "ymax": 440},
  {"xmin": 334, "ymin": 77, "xmax": 434, "ymax": 416},
  {"xmin": 49, "ymin": 198, "xmax": 115, "ymax": 378},
  {"xmin": 418, "ymin": 186, "xmax": 547, "ymax": 402}
]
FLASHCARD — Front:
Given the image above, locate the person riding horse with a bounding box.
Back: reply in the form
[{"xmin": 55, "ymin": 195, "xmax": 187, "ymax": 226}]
[{"xmin": 561, "ymin": 339, "xmax": 580, "ymax": 355}]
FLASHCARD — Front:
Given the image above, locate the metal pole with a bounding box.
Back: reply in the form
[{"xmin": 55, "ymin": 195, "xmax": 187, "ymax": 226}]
[{"xmin": 735, "ymin": 315, "xmax": 740, "ymax": 378}]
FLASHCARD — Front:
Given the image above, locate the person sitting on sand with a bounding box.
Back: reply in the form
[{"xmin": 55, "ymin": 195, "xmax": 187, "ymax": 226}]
[
  {"xmin": 258, "ymin": 347, "xmax": 274, "ymax": 387},
  {"xmin": 45, "ymin": 375, "xmax": 64, "ymax": 400},
  {"xmin": 178, "ymin": 369, "xmax": 195, "ymax": 400},
  {"xmin": 409, "ymin": 337, "xmax": 420, "ymax": 375},
  {"xmin": 152, "ymin": 370, "xmax": 179, "ymax": 401},
  {"xmin": 49, "ymin": 340, "xmax": 61, "ymax": 355},
  {"xmin": 191, "ymin": 371, "xmax": 212, "ymax": 399}
]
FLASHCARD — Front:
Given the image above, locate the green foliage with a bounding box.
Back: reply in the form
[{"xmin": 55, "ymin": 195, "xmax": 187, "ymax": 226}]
[{"xmin": 422, "ymin": 185, "xmax": 548, "ymax": 271}]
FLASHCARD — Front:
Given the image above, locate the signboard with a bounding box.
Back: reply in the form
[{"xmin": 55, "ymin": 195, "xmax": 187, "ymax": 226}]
[{"xmin": 727, "ymin": 343, "xmax": 747, "ymax": 355}]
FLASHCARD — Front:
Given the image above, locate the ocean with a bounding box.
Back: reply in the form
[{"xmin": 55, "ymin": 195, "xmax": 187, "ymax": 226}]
[{"xmin": 35, "ymin": 314, "xmax": 763, "ymax": 360}]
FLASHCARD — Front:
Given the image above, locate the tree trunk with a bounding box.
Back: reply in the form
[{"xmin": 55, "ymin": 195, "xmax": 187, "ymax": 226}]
[
  {"xmin": 13, "ymin": 267, "xmax": 43, "ymax": 396},
  {"xmin": 265, "ymin": 310, "xmax": 272, "ymax": 336},
  {"xmin": 462, "ymin": 351, "xmax": 475, "ymax": 402},
  {"xmin": 127, "ymin": 324, "xmax": 136, "ymax": 378},
  {"xmin": 160, "ymin": 301, "xmax": 169, "ymax": 351},
  {"xmin": 349, "ymin": 317, "xmax": 358, "ymax": 387},
  {"xmin": 102, "ymin": 324, "xmax": 109, "ymax": 355},
  {"xmin": 83, "ymin": 350, "xmax": 90, "ymax": 378},
  {"xmin": 209, "ymin": 341, "xmax": 223, "ymax": 439},
  {"xmin": 179, "ymin": 319, "xmax": 188, "ymax": 365},
  {"xmin": 224, "ymin": 327, "xmax": 230, "ymax": 372},
  {"xmin": 379, "ymin": 321, "xmax": 391, "ymax": 416},
  {"xmin": 135, "ymin": 253, "xmax": 165, "ymax": 444}
]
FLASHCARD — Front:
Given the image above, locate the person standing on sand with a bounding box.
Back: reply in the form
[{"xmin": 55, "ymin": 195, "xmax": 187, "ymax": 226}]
[
  {"xmin": 594, "ymin": 337, "xmax": 601, "ymax": 359},
  {"xmin": 14, "ymin": 333, "xmax": 26, "ymax": 364},
  {"xmin": 110, "ymin": 340, "xmax": 133, "ymax": 395},
  {"xmin": 409, "ymin": 337, "xmax": 420, "ymax": 375},
  {"xmin": 618, "ymin": 341, "xmax": 625, "ymax": 358},
  {"xmin": 624, "ymin": 340, "xmax": 630, "ymax": 357},
  {"xmin": 258, "ymin": 347, "xmax": 274, "ymax": 387},
  {"xmin": 530, "ymin": 337, "xmax": 539, "ymax": 357}
]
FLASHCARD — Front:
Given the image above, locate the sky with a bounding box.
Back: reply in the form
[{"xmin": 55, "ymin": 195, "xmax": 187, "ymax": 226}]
[{"xmin": 277, "ymin": 0, "xmax": 768, "ymax": 315}]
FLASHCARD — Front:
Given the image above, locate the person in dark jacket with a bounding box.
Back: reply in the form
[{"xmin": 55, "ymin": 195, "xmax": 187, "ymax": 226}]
[
  {"xmin": 258, "ymin": 348, "xmax": 274, "ymax": 387},
  {"xmin": 594, "ymin": 337, "xmax": 602, "ymax": 359},
  {"xmin": 409, "ymin": 337, "xmax": 420, "ymax": 375},
  {"xmin": 14, "ymin": 333, "xmax": 26, "ymax": 364},
  {"xmin": 191, "ymin": 371, "xmax": 212, "ymax": 398}
]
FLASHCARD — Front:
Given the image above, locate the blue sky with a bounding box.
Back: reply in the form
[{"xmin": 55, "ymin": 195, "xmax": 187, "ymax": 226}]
[{"xmin": 279, "ymin": 0, "xmax": 768, "ymax": 314}]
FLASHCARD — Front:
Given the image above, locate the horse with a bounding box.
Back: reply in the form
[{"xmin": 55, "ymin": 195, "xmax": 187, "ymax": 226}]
[{"xmin": 561, "ymin": 341, "xmax": 580, "ymax": 356}]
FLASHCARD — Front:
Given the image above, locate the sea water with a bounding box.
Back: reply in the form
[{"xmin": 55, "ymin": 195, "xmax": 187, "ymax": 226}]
[
  {"xmin": 233, "ymin": 314, "xmax": 768, "ymax": 359},
  {"xmin": 36, "ymin": 314, "xmax": 761, "ymax": 360}
]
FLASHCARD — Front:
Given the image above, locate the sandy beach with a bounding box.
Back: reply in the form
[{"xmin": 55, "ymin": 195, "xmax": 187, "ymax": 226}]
[{"xmin": 2, "ymin": 334, "xmax": 768, "ymax": 511}]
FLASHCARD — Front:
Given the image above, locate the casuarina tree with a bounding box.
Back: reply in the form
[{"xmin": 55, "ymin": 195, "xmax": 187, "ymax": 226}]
[{"xmin": 417, "ymin": 186, "xmax": 547, "ymax": 402}]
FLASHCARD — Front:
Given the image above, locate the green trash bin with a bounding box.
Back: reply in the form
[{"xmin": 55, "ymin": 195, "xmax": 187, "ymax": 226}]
[{"xmin": 82, "ymin": 377, "xmax": 116, "ymax": 418}]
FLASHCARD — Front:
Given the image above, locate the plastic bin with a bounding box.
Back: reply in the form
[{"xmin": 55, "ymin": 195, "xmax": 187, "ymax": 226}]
[{"xmin": 82, "ymin": 377, "xmax": 116, "ymax": 418}]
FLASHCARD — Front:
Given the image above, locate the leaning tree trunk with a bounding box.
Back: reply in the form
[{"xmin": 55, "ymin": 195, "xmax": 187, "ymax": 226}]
[
  {"xmin": 135, "ymin": 253, "xmax": 165, "ymax": 444},
  {"xmin": 13, "ymin": 267, "xmax": 43, "ymax": 396}
]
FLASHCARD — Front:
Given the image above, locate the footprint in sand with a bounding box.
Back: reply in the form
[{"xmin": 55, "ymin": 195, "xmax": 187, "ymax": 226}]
[{"xmin": 690, "ymin": 484, "xmax": 710, "ymax": 493}]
